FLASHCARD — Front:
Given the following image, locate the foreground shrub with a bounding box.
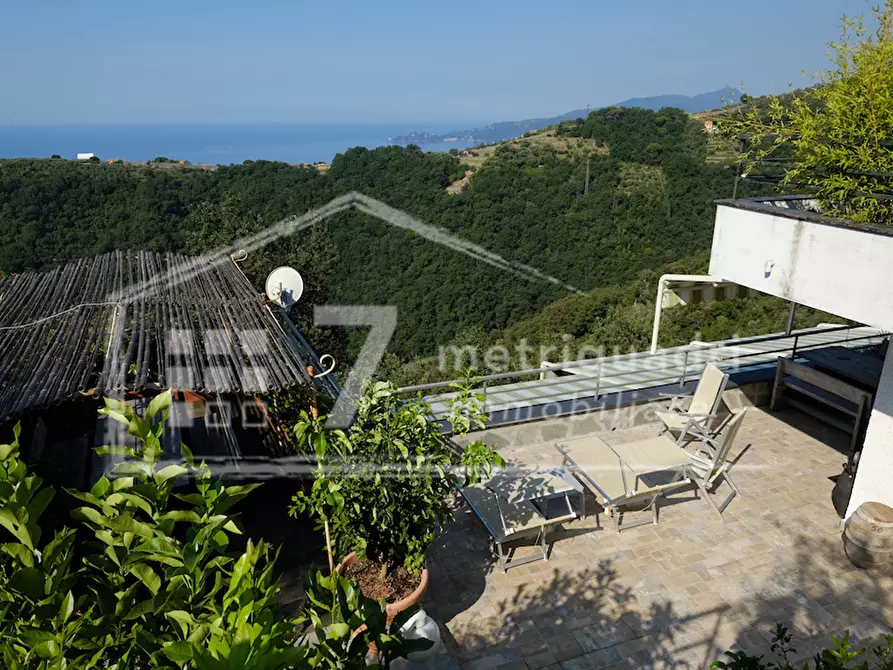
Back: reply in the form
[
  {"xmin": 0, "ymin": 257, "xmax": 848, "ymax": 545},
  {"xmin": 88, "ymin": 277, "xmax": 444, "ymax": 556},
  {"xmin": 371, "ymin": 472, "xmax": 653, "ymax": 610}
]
[
  {"xmin": 0, "ymin": 391, "xmax": 427, "ymax": 668},
  {"xmin": 712, "ymin": 623, "xmax": 893, "ymax": 669}
]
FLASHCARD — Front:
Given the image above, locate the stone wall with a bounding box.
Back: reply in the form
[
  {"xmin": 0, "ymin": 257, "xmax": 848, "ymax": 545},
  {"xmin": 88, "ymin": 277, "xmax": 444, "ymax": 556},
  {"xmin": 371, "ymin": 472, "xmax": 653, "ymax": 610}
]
[{"xmin": 460, "ymin": 377, "xmax": 772, "ymax": 451}]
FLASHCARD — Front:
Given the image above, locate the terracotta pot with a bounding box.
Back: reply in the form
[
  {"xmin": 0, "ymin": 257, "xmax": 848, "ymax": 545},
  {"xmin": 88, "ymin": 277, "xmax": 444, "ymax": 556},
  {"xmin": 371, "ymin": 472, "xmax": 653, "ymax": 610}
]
[{"xmin": 335, "ymin": 552, "xmax": 430, "ymax": 624}]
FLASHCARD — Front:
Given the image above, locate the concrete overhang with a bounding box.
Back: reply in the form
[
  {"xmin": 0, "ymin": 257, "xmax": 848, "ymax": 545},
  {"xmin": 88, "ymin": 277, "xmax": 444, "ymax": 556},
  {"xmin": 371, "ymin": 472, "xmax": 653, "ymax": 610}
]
[{"xmin": 709, "ymin": 196, "xmax": 893, "ymax": 331}]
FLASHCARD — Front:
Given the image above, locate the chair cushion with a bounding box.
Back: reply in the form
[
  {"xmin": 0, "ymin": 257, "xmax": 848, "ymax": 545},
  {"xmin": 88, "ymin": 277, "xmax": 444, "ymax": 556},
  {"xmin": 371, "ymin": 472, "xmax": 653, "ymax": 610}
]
[{"xmin": 656, "ymin": 410, "xmax": 692, "ymax": 432}]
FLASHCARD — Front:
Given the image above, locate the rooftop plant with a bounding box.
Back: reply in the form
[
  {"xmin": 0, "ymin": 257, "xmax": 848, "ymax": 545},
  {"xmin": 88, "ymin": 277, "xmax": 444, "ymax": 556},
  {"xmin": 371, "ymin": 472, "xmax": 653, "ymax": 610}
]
[
  {"xmin": 289, "ymin": 376, "xmax": 503, "ymax": 582},
  {"xmin": 721, "ymin": 1, "xmax": 893, "ymax": 225},
  {"xmin": 0, "ymin": 391, "xmax": 427, "ymax": 668},
  {"xmin": 712, "ymin": 623, "xmax": 893, "ymax": 669}
]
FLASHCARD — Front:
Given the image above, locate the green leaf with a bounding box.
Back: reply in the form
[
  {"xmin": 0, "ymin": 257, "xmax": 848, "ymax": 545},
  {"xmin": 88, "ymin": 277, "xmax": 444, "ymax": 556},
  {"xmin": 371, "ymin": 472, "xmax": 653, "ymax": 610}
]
[
  {"xmin": 327, "ymin": 622, "xmax": 351, "ymax": 639},
  {"xmin": 0, "ymin": 441, "xmax": 16, "ymax": 461},
  {"xmin": 105, "ymin": 491, "xmax": 155, "ymax": 516},
  {"xmin": 90, "ymin": 476, "xmax": 111, "ymax": 498},
  {"xmin": 180, "ymin": 442, "xmax": 195, "ymax": 468},
  {"xmin": 98, "ymin": 407, "xmax": 130, "ymax": 426},
  {"xmin": 154, "ymin": 464, "xmax": 189, "ymax": 485},
  {"xmin": 129, "ymin": 564, "xmax": 161, "ymax": 595},
  {"xmin": 1, "ymin": 542, "xmax": 34, "ymax": 567},
  {"xmin": 10, "ymin": 566, "xmax": 45, "ymax": 600},
  {"xmin": 29, "ymin": 487, "xmax": 55, "ymax": 523},
  {"xmin": 157, "ymin": 510, "xmax": 202, "ymax": 524},
  {"xmin": 109, "ymin": 514, "xmax": 155, "ymax": 539},
  {"xmin": 110, "ymin": 460, "xmax": 152, "ymax": 478},
  {"xmin": 111, "ymin": 476, "xmax": 135, "ymax": 491},
  {"xmin": 94, "ymin": 445, "xmax": 138, "ymax": 459},
  {"xmin": 56, "ymin": 591, "xmax": 74, "ymax": 624},
  {"xmin": 165, "ymin": 610, "xmax": 197, "ymax": 637},
  {"xmin": 222, "ymin": 519, "xmax": 242, "ymax": 534},
  {"xmin": 162, "ymin": 640, "xmax": 194, "ymax": 663},
  {"xmin": 0, "ymin": 508, "xmax": 33, "ymax": 549},
  {"xmin": 146, "ymin": 390, "xmax": 173, "ymax": 420},
  {"xmin": 224, "ymin": 547, "xmax": 252, "ymax": 599},
  {"xmin": 124, "ymin": 597, "xmax": 156, "ymax": 621},
  {"xmin": 133, "ymin": 536, "xmax": 181, "ymax": 556},
  {"xmin": 173, "ymin": 492, "xmax": 206, "ymax": 507}
]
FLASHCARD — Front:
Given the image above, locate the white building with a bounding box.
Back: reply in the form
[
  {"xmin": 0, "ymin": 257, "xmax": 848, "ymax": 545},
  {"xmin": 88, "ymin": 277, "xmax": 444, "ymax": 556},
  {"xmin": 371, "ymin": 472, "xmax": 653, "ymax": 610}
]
[
  {"xmin": 708, "ymin": 195, "xmax": 893, "ymax": 518},
  {"xmin": 76, "ymin": 153, "xmax": 95, "ymax": 161}
]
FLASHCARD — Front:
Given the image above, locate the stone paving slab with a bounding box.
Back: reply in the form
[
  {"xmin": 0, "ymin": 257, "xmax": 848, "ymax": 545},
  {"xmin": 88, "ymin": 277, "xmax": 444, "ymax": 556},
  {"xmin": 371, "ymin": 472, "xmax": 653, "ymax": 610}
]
[{"xmin": 424, "ymin": 408, "xmax": 893, "ymax": 669}]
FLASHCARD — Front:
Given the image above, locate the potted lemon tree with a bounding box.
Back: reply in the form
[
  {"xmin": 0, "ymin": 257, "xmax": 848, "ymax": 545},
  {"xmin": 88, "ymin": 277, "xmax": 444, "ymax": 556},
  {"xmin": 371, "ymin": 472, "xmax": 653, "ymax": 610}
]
[{"xmin": 289, "ymin": 377, "xmax": 502, "ymax": 619}]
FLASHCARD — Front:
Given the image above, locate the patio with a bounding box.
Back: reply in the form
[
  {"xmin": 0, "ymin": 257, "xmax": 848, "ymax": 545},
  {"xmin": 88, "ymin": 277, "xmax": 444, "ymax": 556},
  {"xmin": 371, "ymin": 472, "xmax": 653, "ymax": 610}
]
[{"xmin": 423, "ymin": 407, "xmax": 893, "ymax": 669}]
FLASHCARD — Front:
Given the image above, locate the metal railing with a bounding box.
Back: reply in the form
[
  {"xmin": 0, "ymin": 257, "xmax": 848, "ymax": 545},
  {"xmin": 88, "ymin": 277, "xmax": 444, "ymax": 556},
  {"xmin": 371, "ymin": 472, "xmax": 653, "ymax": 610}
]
[{"xmin": 398, "ymin": 325, "xmax": 887, "ymax": 404}]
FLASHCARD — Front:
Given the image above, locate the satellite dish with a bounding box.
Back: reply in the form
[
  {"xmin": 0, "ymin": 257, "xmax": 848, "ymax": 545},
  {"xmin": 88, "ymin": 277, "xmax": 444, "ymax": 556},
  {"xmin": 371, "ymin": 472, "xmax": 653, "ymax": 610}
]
[{"xmin": 265, "ymin": 266, "xmax": 304, "ymax": 310}]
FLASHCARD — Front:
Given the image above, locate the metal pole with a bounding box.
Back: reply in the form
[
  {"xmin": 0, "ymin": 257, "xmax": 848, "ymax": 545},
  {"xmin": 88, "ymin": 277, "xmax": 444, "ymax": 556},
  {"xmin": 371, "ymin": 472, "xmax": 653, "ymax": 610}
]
[
  {"xmin": 650, "ymin": 278, "xmax": 667, "ymax": 355},
  {"xmin": 584, "ymin": 158, "xmax": 590, "ymax": 196},
  {"xmin": 594, "ymin": 361, "xmax": 602, "ymax": 399},
  {"xmin": 785, "ymin": 302, "xmax": 797, "ymax": 336},
  {"xmin": 680, "ymin": 351, "xmax": 689, "ymax": 389},
  {"xmin": 792, "ymin": 335, "xmax": 800, "ymax": 358}
]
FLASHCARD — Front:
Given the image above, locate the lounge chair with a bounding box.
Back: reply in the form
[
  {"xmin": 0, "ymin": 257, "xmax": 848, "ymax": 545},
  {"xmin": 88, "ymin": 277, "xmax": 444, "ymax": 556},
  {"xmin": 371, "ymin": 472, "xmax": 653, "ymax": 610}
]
[
  {"xmin": 656, "ymin": 362, "xmax": 729, "ymax": 438},
  {"xmin": 685, "ymin": 408, "xmax": 747, "ymax": 521},
  {"xmin": 457, "ymin": 482, "xmax": 577, "ymax": 572},
  {"xmin": 555, "ymin": 436, "xmax": 692, "ymax": 532}
]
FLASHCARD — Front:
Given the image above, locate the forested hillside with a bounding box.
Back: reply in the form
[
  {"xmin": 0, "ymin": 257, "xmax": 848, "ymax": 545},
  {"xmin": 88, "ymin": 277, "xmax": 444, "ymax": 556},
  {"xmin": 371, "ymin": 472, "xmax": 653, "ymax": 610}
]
[{"xmin": 0, "ymin": 106, "xmax": 787, "ymax": 379}]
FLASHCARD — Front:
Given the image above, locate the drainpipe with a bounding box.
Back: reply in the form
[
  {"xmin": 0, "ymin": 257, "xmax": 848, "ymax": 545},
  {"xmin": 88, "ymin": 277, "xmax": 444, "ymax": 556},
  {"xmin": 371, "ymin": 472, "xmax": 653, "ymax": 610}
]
[{"xmin": 650, "ymin": 274, "xmax": 724, "ymax": 354}]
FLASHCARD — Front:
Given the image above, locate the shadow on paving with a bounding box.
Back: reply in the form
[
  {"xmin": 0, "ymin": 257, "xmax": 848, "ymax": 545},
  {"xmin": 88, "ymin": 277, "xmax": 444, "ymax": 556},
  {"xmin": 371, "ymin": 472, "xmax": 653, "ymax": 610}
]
[
  {"xmin": 718, "ymin": 531, "xmax": 893, "ymax": 667},
  {"xmin": 428, "ymin": 529, "xmax": 893, "ymax": 669},
  {"xmin": 432, "ymin": 556, "xmax": 729, "ymax": 669}
]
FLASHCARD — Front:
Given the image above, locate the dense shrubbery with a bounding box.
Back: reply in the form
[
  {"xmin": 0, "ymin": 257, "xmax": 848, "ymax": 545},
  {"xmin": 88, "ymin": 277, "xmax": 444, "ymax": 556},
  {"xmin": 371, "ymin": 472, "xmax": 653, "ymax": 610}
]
[
  {"xmin": 0, "ymin": 392, "xmax": 426, "ymax": 668},
  {"xmin": 720, "ymin": 1, "xmax": 893, "ymax": 225}
]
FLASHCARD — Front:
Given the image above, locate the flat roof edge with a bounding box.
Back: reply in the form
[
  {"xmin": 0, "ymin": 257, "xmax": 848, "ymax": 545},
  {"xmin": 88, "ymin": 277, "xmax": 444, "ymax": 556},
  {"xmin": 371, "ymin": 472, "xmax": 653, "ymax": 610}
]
[{"xmin": 714, "ymin": 196, "xmax": 893, "ymax": 238}]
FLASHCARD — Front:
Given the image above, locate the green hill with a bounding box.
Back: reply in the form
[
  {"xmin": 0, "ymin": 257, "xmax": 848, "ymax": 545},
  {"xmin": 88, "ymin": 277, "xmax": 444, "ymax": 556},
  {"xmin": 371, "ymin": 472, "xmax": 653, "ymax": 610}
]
[{"xmin": 0, "ymin": 106, "xmax": 779, "ymax": 377}]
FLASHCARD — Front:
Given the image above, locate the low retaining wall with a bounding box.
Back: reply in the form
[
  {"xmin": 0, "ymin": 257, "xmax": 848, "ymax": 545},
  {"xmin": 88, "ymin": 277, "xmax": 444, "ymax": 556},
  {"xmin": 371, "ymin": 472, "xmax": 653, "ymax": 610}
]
[{"xmin": 463, "ymin": 375, "xmax": 772, "ymax": 451}]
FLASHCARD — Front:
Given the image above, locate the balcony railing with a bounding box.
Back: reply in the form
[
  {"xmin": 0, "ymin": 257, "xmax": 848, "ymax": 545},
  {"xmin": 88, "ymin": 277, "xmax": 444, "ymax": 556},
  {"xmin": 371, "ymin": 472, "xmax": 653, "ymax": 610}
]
[{"xmin": 399, "ymin": 325, "xmax": 887, "ymax": 416}]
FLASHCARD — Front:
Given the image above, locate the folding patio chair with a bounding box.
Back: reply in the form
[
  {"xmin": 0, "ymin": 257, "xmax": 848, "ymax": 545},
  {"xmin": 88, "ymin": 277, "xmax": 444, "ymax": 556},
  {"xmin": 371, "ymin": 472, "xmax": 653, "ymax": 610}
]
[
  {"xmin": 657, "ymin": 362, "xmax": 729, "ymax": 438},
  {"xmin": 685, "ymin": 408, "xmax": 747, "ymax": 521}
]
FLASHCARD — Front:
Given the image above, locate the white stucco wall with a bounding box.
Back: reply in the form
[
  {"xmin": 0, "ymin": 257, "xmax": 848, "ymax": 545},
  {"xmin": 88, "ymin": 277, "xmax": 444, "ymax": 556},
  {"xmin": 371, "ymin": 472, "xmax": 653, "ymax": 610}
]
[
  {"xmin": 709, "ymin": 203, "xmax": 893, "ymax": 331},
  {"xmin": 847, "ymin": 351, "xmax": 893, "ymax": 517}
]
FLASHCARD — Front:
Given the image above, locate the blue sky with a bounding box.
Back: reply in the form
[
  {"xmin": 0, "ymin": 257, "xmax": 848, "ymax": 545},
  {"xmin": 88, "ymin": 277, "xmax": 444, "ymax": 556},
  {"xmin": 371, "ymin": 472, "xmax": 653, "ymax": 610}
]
[{"xmin": 0, "ymin": 0, "xmax": 873, "ymax": 125}]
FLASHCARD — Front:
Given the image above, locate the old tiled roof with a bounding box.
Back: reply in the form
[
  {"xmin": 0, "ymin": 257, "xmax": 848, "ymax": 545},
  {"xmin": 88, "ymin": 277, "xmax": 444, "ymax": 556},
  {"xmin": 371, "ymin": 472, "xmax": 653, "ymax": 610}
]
[{"xmin": 0, "ymin": 250, "xmax": 313, "ymax": 419}]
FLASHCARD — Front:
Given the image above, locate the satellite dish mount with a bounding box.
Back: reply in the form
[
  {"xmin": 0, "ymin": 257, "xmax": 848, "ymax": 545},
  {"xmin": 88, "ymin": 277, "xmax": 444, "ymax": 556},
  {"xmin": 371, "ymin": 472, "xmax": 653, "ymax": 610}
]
[{"xmin": 265, "ymin": 266, "xmax": 304, "ymax": 310}]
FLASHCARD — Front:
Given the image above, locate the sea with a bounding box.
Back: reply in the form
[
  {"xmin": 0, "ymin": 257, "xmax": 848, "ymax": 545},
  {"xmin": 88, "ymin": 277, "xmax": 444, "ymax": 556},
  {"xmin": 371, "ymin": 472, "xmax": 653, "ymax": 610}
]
[{"xmin": 0, "ymin": 122, "xmax": 479, "ymax": 166}]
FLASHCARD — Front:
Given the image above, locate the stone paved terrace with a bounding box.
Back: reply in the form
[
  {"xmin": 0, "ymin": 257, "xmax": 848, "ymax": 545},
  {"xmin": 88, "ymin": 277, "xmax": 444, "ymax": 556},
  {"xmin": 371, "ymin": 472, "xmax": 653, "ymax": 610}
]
[{"xmin": 422, "ymin": 407, "xmax": 893, "ymax": 669}]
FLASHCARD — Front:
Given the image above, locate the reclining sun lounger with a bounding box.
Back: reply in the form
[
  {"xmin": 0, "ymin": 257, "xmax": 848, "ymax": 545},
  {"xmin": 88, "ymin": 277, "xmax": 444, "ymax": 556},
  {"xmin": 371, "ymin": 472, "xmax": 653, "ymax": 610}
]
[{"xmin": 555, "ymin": 435, "xmax": 691, "ymax": 532}]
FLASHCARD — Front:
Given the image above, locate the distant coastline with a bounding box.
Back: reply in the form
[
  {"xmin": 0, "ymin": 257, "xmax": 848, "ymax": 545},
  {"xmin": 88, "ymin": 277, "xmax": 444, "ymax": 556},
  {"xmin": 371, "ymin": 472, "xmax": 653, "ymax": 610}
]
[
  {"xmin": 0, "ymin": 122, "xmax": 482, "ymax": 166},
  {"xmin": 390, "ymin": 88, "xmax": 737, "ymax": 146}
]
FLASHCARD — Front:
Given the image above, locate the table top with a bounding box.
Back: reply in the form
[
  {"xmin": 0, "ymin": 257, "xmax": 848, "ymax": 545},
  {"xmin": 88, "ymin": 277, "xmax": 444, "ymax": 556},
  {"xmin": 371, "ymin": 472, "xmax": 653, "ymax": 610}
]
[
  {"xmin": 489, "ymin": 468, "xmax": 578, "ymax": 505},
  {"xmin": 608, "ymin": 437, "xmax": 691, "ymax": 477},
  {"xmin": 800, "ymin": 346, "xmax": 885, "ymax": 390}
]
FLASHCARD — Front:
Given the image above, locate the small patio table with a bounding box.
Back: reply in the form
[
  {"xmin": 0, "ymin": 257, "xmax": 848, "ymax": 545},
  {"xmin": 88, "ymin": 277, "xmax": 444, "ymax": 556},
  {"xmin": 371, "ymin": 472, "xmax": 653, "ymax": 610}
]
[{"xmin": 488, "ymin": 468, "xmax": 582, "ymax": 521}]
